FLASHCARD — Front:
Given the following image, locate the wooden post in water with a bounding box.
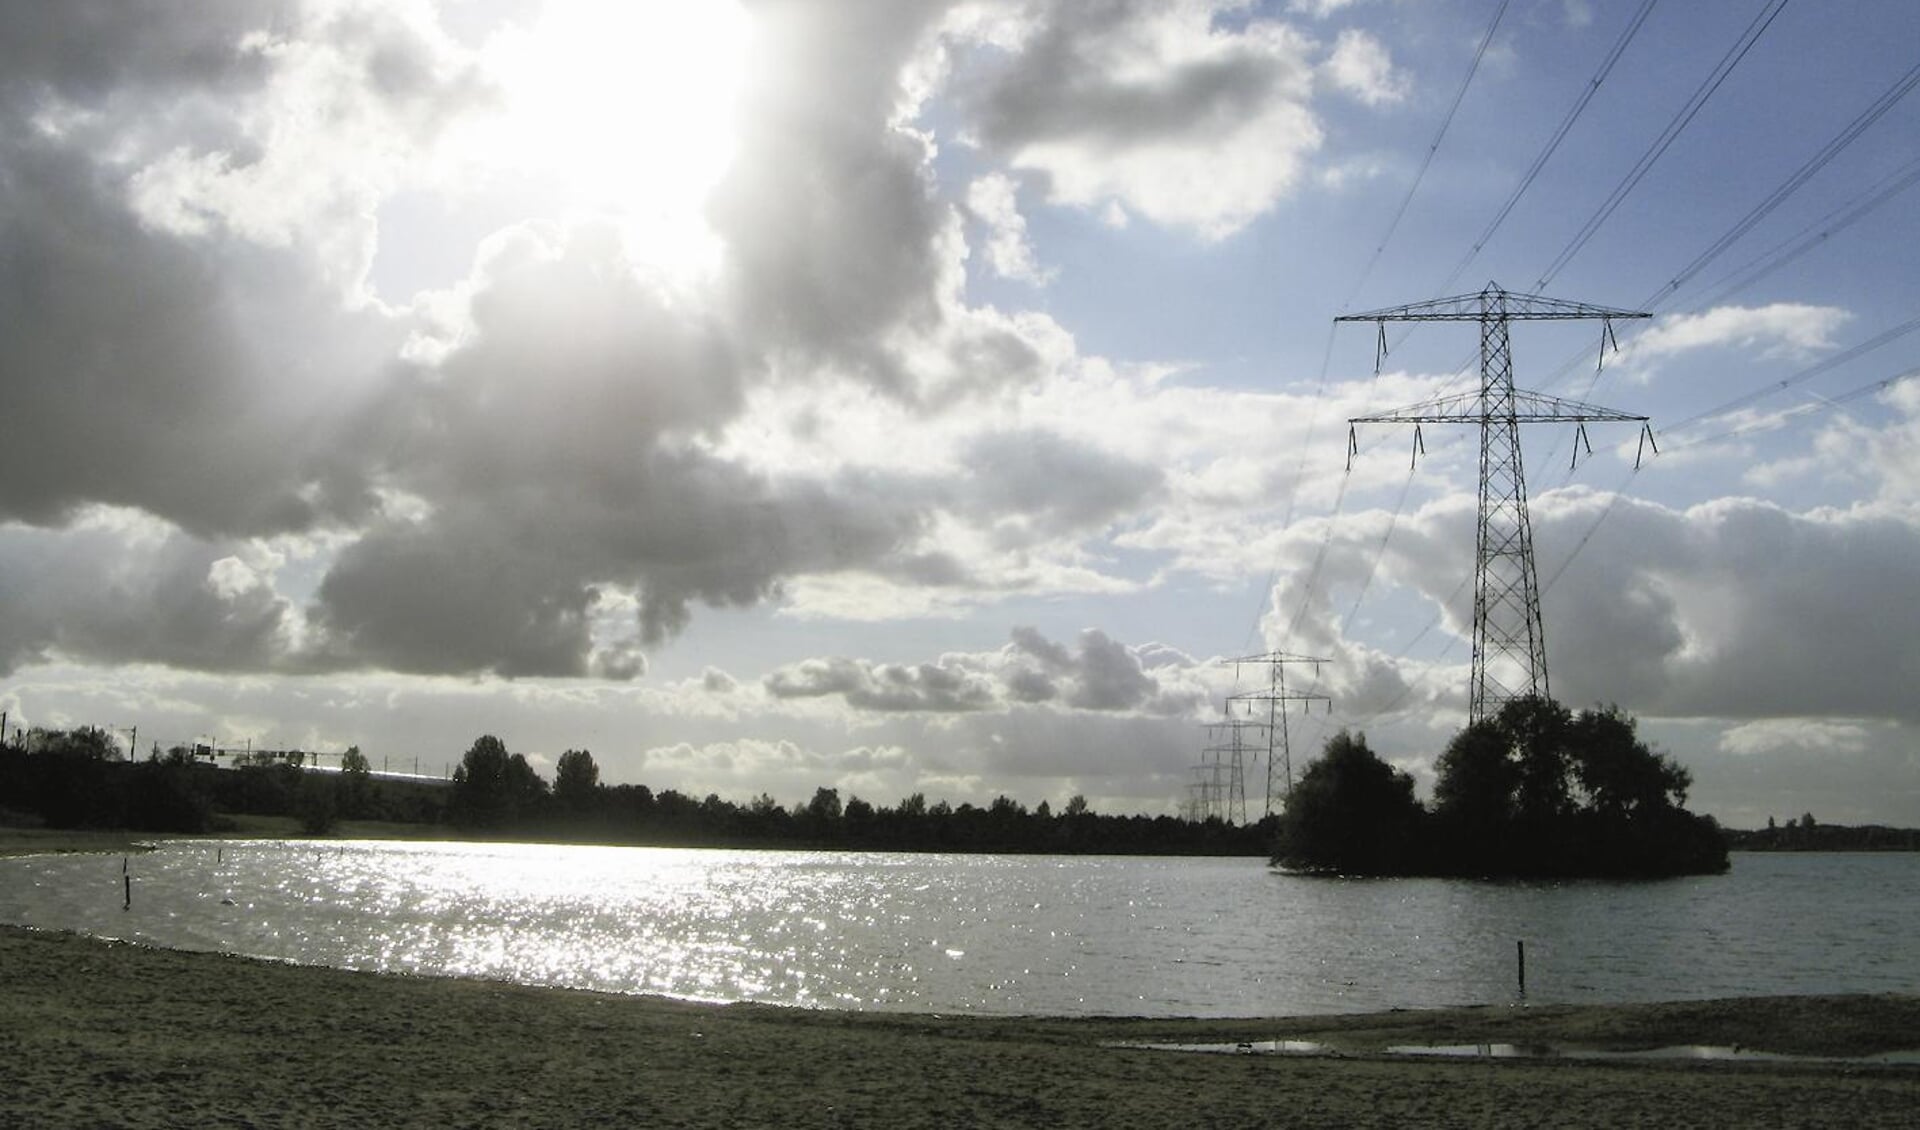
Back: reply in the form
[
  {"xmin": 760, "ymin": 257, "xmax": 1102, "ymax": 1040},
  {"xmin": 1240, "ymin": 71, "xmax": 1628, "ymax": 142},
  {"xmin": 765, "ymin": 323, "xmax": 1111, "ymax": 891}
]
[
  {"xmin": 1516, "ymin": 940, "xmax": 1526, "ymax": 996},
  {"xmin": 123, "ymin": 857, "xmax": 131, "ymax": 911}
]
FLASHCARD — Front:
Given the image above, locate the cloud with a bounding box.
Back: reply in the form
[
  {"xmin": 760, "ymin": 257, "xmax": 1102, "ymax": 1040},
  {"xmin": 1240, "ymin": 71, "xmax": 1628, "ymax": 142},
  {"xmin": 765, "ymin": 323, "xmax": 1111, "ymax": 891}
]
[
  {"xmin": 0, "ymin": 509, "xmax": 300, "ymax": 675},
  {"xmin": 1321, "ymin": 28, "xmax": 1405, "ymax": 106},
  {"xmin": 765, "ymin": 656, "xmax": 999, "ymax": 714},
  {"xmin": 708, "ymin": 1, "xmax": 956, "ymax": 379},
  {"xmin": 763, "ymin": 627, "xmax": 1208, "ymax": 719},
  {"xmin": 966, "ymin": 172, "xmax": 1054, "ymax": 284},
  {"xmin": 952, "ymin": 0, "xmax": 1325, "ymax": 239},
  {"xmin": 1265, "ymin": 484, "xmax": 1920, "ymax": 727},
  {"xmin": 1287, "ymin": 0, "xmax": 1363, "ymax": 17},
  {"xmin": 1719, "ymin": 718, "xmax": 1872, "ymax": 757},
  {"xmin": 1627, "ymin": 304, "xmax": 1852, "ymax": 368}
]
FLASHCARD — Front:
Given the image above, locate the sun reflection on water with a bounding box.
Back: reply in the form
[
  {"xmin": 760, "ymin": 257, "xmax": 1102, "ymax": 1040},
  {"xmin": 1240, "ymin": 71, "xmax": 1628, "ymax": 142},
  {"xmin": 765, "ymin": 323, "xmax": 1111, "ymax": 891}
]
[{"xmin": 5, "ymin": 845, "xmax": 1919, "ymax": 1016}]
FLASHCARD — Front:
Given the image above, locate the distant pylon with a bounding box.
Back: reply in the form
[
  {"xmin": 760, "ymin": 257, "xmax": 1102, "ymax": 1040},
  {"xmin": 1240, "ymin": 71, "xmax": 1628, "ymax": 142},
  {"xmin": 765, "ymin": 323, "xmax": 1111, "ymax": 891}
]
[
  {"xmin": 1200, "ymin": 714, "xmax": 1267, "ymax": 824},
  {"xmin": 1342, "ymin": 283, "xmax": 1656, "ymax": 723},
  {"xmin": 1225, "ymin": 651, "xmax": 1332, "ymax": 816}
]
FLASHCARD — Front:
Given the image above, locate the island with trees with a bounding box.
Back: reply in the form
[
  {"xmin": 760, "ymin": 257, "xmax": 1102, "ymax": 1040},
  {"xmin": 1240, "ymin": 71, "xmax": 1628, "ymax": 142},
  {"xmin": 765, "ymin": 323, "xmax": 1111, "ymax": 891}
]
[{"xmin": 1271, "ymin": 696, "xmax": 1730, "ymax": 878}]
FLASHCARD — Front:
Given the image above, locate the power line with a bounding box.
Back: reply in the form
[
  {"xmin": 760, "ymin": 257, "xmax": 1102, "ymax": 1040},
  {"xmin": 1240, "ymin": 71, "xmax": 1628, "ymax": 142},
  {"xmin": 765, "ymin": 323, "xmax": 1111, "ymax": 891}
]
[
  {"xmin": 1534, "ymin": 0, "xmax": 1792, "ymax": 290},
  {"xmin": 1660, "ymin": 311, "xmax": 1920, "ymax": 437},
  {"xmin": 1343, "ymin": 0, "xmax": 1511, "ymax": 309},
  {"xmin": 1689, "ymin": 154, "xmax": 1920, "ymax": 312},
  {"xmin": 1435, "ymin": 0, "xmax": 1660, "ymax": 295},
  {"xmin": 1647, "ymin": 57, "xmax": 1920, "ymax": 307}
]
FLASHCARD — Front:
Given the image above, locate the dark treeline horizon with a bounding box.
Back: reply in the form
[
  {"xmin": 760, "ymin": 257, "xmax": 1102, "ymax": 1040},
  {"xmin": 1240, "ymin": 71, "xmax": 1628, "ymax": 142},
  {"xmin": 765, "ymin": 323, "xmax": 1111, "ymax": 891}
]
[{"xmin": 0, "ymin": 726, "xmax": 1271, "ymax": 857}]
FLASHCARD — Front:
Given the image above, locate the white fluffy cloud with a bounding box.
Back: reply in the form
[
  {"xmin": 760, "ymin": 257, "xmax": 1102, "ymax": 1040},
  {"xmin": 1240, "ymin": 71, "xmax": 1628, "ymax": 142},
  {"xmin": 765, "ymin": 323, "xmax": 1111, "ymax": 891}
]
[
  {"xmin": 950, "ymin": 0, "xmax": 1330, "ymax": 238},
  {"xmin": 1321, "ymin": 28, "xmax": 1405, "ymax": 106},
  {"xmin": 966, "ymin": 172, "xmax": 1055, "ymax": 284},
  {"xmin": 1628, "ymin": 304, "xmax": 1852, "ymax": 368}
]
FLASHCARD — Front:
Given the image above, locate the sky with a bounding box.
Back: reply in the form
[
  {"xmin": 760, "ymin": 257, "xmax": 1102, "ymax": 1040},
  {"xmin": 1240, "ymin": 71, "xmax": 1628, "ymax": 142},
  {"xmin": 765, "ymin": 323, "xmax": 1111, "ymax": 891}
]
[{"xmin": 3, "ymin": 0, "xmax": 1918, "ymax": 828}]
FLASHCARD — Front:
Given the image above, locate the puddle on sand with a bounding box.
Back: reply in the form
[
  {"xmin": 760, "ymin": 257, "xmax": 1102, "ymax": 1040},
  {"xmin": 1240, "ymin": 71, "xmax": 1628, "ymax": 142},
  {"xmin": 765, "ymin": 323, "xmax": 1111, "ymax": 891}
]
[
  {"xmin": 1122, "ymin": 1040, "xmax": 1920, "ymax": 1065},
  {"xmin": 1383, "ymin": 1043, "xmax": 1920, "ymax": 1065},
  {"xmin": 1116, "ymin": 1040, "xmax": 1334, "ymax": 1056}
]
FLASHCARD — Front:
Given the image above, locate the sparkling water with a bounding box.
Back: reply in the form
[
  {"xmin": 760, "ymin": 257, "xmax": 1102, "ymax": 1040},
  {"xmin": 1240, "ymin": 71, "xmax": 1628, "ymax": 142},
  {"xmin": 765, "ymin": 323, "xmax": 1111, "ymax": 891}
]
[{"xmin": 2, "ymin": 843, "xmax": 1914, "ymax": 1017}]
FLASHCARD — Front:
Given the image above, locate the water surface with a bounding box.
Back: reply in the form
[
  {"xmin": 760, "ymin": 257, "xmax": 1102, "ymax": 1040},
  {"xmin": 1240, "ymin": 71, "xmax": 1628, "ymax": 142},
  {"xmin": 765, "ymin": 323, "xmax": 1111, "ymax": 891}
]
[{"xmin": 2, "ymin": 843, "xmax": 1913, "ymax": 1017}]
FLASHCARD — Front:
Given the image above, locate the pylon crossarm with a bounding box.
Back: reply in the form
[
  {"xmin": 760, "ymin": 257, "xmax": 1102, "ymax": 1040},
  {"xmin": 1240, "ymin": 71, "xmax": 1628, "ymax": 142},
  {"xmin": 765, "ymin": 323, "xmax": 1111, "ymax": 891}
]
[
  {"xmin": 1350, "ymin": 386, "xmax": 1648, "ymax": 425},
  {"xmin": 1227, "ymin": 651, "xmax": 1330, "ymax": 666},
  {"xmin": 1336, "ymin": 283, "xmax": 1651, "ymax": 324}
]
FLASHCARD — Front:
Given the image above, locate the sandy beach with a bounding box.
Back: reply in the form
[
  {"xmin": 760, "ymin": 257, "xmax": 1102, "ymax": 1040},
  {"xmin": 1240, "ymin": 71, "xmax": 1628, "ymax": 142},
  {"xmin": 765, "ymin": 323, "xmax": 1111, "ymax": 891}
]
[{"xmin": 0, "ymin": 922, "xmax": 1914, "ymax": 1129}]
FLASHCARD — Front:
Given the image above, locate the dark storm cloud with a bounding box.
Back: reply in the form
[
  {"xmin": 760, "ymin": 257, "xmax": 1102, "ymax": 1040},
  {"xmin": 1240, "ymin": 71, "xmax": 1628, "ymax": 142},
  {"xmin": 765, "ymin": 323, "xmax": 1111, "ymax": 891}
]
[
  {"xmin": 965, "ymin": 0, "xmax": 1291, "ymax": 150},
  {"xmin": 0, "ymin": 133, "xmax": 393, "ymax": 537},
  {"xmin": 764, "ymin": 626, "xmax": 1204, "ymax": 717},
  {"xmin": 1296, "ymin": 489, "xmax": 1920, "ymax": 726},
  {"xmin": 0, "ymin": 1, "xmax": 482, "ymax": 539},
  {"xmin": 0, "ymin": 1, "xmax": 1175, "ymax": 681},
  {"xmin": 0, "ymin": 0, "xmax": 270, "ymax": 102},
  {"xmin": 0, "ymin": 519, "xmax": 294, "ymax": 675},
  {"xmin": 709, "ymin": 1, "xmax": 955, "ymax": 386},
  {"xmin": 961, "ymin": 429, "xmax": 1165, "ymax": 538},
  {"xmin": 1540, "ymin": 495, "xmax": 1920, "ymax": 723},
  {"xmin": 764, "ymin": 656, "xmax": 998, "ymax": 713}
]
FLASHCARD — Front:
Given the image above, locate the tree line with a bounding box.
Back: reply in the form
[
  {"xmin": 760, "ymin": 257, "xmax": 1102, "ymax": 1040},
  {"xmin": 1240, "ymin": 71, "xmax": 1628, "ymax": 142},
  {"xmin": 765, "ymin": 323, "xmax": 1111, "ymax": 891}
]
[
  {"xmin": 0, "ymin": 727, "xmax": 1270, "ymax": 856},
  {"xmin": 1272, "ymin": 696, "xmax": 1730, "ymax": 878},
  {"xmin": 446, "ymin": 734, "xmax": 1267, "ymax": 854}
]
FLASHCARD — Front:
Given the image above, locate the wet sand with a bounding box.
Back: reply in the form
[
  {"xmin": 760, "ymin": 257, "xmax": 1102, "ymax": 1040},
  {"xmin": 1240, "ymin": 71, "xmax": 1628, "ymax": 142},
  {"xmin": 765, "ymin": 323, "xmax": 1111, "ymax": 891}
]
[{"xmin": 2, "ymin": 924, "xmax": 1916, "ymax": 1128}]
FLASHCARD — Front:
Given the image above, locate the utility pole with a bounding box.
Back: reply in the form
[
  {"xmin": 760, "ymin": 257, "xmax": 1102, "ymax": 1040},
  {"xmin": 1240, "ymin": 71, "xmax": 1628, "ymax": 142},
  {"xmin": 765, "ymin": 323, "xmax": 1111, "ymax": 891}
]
[
  {"xmin": 1342, "ymin": 283, "xmax": 1655, "ymax": 723},
  {"xmin": 1226, "ymin": 652, "xmax": 1332, "ymax": 817}
]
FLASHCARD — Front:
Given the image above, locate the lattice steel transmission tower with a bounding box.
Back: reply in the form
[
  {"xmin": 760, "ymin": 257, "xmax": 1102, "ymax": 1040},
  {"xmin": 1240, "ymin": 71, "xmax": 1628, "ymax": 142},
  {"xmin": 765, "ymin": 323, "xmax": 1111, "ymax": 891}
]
[
  {"xmin": 1196, "ymin": 714, "xmax": 1265, "ymax": 824},
  {"xmin": 1342, "ymin": 283, "xmax": 1656, "ymax": 724},
  {"xmin": 1225, "ymin": 651, "xmax": 1332, "ymax": 817}
]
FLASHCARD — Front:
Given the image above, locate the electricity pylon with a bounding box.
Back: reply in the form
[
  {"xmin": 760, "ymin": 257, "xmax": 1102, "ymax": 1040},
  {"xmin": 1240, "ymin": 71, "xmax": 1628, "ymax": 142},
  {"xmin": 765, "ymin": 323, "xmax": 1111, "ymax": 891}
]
[
  {"xmin": 1226, "ymin": 651, "xmax": 1331, "ymax": 817},
  {"xmin": 1199, "ymin": 715, "xmax": 1264, "ymax": 824},
  {"xmin": 1342, "ymin": 283, "xmax": 1656, "ymax": 724}
]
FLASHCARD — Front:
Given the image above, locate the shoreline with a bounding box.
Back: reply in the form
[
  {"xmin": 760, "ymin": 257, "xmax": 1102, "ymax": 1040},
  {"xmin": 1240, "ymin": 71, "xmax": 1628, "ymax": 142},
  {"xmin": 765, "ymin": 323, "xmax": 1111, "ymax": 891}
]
[{"xmin": 3, "ymin": 925, "xmax": 1916, "ymax": 1128}]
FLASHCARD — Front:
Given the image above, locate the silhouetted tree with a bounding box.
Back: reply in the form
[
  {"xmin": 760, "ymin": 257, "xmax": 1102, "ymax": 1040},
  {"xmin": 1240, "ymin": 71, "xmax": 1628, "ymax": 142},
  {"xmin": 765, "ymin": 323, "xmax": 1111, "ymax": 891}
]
[
  {"xmin": 338, "ymin": 745, "xmax": 375, "ymax": 819},
  {"xmin": 450, "ymin": 735, "xmax": 543, "ymax": 828},
  {"xmin": 554, "ymin": 749, "xmax": 600, "ymax": 811},
  {"xmin": 1429, "ymin": 696, "xmax": 1725, "ymax": 877},
  {"xmin": 1272, "ymin": 730, "xmax": 1424, "ymax": 874}
]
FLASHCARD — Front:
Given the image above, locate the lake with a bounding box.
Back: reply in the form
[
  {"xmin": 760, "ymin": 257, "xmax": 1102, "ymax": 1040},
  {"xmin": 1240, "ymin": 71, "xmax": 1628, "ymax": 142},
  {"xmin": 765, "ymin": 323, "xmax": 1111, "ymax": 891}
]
[{"xmin": 1, "ymin": 842, "xmax": 1914, "ymax": 1017}]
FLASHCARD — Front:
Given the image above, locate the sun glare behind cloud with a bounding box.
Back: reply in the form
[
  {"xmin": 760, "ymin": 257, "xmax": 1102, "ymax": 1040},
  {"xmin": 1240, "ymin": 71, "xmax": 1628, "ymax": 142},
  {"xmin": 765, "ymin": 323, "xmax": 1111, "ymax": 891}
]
[{"xmin": 468, "ymin": 0, "xmax": 749, "ymax": 277}]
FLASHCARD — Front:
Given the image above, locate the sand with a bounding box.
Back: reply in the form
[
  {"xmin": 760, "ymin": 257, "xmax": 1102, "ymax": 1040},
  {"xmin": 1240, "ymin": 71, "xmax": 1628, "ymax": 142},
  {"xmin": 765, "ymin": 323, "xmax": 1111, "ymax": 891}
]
[{"xmin": 1, "ymin": 925, "xmax": 1915, "ymax": 1129}]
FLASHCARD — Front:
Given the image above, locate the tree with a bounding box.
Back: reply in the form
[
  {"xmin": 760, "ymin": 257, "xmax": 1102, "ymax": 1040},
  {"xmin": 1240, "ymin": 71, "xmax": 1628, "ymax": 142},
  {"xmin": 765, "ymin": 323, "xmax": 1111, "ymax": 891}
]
[
  {"xmin": 338, "ymin": 745, "xmax": 374, "ymax": 819},
  {"xmin": 554, "ymin": 749, "xmax": 601, "ymax": 811},
  {"xmin": 1272, "ymin": 730, "xmax": 1424, "ymax": 875},
  {"xmin": 1433, "ymin": 721, "xmax": 1518, "ymax": 828},
  {"xmin": 806, "ymin": 787, "xmax": 842, "ymax": 823},
  {"xmin": 1567, "ymin": 708, "xmax": 1689, "ymax": 817},
  {"xmin": 451, "ymin": 735, "xmax": 529, "ymax": 828},
  {"xmin": 297, "ymin": 771, "xmax": 339, "ymax": 835},
  {"xmin": 1429, "ymin": 696, "xmax": 1726, "ymax": 877}
]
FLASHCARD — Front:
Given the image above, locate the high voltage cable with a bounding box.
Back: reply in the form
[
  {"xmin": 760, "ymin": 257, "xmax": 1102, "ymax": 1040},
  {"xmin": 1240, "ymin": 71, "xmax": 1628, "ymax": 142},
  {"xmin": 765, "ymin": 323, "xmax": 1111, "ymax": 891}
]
[
  {"xmin": 1690, "ymin": 154, "xmax": 1920, "ymax": 313},
  {"xmin": 1342, "ymin": 0, "xmax": 1510, "ymax": 309},
  {"xmin": 1245, "ymin": 321, "xmax": 1343, "ymax": 653},
  {"xmin": 1339, "ymin": 466, "xmax": 1417, "ymax": 637},
  {"xmin": 1660, "ymin": 311, "xmax": 1920, "ymax": 436},
  {"xmin": 1319, "ymin": 1, "xmax": 1917, "ymax": 728},
  {"xmin": 1433, "ymin": 0, "xmax": 1660, "ymax": 296},
  {"xmin": 1355, "ymin": 365, "xmax": 1917, "ymax": 724},
  {"xmin": 1524, "ymin": 58, "xmax": 1920, "ymax": 468},
  {"xmin": 1533, "ymin": 0, "xmax": 1792, "ymax": 290},
  {"xmin": 1646, "ymin": 57, "xmax": 1920, "ymax": 308},
  {"xmin": 1681, "ymin": 366, "xmax": 1917, "ymax": 447},
  {"xmin": 1380, "ymin": 0, "xmax": 1658, "ymax": 374},
  {"xmin": 1283, "ymin": 468, "xmax": 1354, "ymax": 644}
]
